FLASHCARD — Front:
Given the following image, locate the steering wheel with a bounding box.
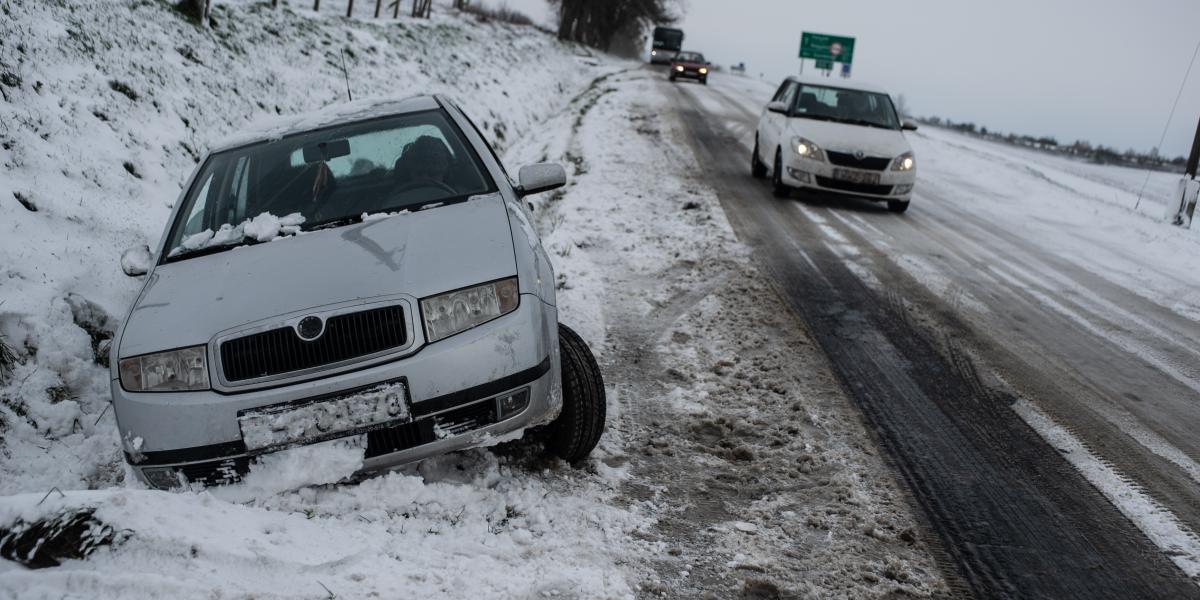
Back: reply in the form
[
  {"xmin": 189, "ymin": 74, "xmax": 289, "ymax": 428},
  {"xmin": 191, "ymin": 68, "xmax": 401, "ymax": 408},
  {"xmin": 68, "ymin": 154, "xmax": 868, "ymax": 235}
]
[{"xmin": 393, "ymin": 179, "xmax": 456, "ymax": 197}]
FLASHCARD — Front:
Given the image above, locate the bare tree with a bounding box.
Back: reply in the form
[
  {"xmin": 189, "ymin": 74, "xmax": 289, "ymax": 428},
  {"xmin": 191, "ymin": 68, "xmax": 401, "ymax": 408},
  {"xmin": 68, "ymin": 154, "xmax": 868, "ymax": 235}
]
[{"xmin": 551, "ymin": 0, "xmax": 676, "ymax": 52}]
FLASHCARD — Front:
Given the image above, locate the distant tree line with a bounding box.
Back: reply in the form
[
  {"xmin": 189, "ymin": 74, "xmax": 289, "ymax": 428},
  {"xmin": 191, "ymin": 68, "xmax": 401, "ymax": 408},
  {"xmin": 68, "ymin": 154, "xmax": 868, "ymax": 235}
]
[
  {"xmin": 919, "ymin": 116, "xmax": 1187, "ymax": 173},
  {"xmin": 550, "ymin": 0, "xmax": 676, "ymax": 55}
]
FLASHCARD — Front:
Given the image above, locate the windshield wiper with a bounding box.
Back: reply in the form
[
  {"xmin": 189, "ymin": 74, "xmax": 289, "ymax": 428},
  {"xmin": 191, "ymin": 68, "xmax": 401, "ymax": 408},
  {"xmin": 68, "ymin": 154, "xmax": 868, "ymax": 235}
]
[
  {"xmin": 305, "ymin": 216, "xmax": 362, "ymax": 231},
  {"xmin": 164, "ymin": 238, "xmax": 260, "ymax": 263}
]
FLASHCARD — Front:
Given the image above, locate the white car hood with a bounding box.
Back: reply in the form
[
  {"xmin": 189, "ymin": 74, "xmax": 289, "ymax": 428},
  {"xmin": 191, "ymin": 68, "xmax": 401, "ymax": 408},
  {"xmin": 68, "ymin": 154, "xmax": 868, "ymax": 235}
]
[{"xmin": 788, "ymin": 118, "xmax": 912, "ymax": 159}]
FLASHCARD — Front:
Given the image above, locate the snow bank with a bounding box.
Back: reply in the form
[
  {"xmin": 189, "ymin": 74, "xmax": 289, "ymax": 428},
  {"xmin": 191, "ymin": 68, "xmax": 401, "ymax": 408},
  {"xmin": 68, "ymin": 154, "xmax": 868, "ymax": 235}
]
[{"xmin": 0, "ymin": 0, "xmax": 600, "ymax": 493}]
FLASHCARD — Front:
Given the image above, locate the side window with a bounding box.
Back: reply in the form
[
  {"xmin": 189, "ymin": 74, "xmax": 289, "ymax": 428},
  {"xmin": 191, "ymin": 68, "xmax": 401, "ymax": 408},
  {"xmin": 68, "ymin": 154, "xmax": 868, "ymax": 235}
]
[
  {"xmin": 778, "ymin": 82, "xmax": 799, "ymax": 112},
  {"xmin": 180, "ymin": 173, "xmax": 215, "ymax": 238},
  {"xmin": 771, "ymin": 81, "xmax": 789, "ymax": 102}
]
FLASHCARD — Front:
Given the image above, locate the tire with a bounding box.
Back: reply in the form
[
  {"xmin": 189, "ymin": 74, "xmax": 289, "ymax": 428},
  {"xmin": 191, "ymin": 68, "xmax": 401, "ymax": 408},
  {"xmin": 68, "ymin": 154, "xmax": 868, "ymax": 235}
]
[
  {"xmin": 545, "ymin": 323, "xmax": 606, "ymax": 463},
  {"xmin": 771, "ymin": 150, "xmax": 790, "ymax": 198},
  {"xmin": 887, "ymin": 200, "xmax": 910, "ymax": 213},
  {"xmin": 700, "ymin": 77, "xmax": 708, "ymax": 85},
  {"xmin": 669, "ymin": 75, "xmax": 676, "ymax": 82},
  {"xmin": 751, "ymin": 138, "xmax": 767, "ymax": 179}
]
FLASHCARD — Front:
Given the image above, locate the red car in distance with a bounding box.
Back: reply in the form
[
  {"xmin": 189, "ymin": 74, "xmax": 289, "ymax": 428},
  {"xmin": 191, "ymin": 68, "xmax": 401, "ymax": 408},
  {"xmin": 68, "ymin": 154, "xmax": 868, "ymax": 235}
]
[{"xmin": 669, "ymin": 51, "xmax": 709, "ymax": 85}]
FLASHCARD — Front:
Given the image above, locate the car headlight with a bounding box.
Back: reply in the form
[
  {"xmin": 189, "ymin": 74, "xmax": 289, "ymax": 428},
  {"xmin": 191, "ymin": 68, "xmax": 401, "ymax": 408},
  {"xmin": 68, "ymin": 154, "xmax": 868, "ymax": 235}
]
[
  {"xmin": 119, "ymin": 346, "xmax": 210, "ymax": 392},
  {"xmin": 674, "ymin": 65, "xmax": 684, "ymax": 72},
  {"xmin": 421, "ymin": 277, "xmax": 519, "ymax": 343},
  {"xmin": 892, "ymin": 152, "xmax": 915, "ymax": 171},
  {"xmin": 792, "ymin": 136, "xmax": 826, "ymax": 162},
  {"xmin": 699, "ymin": 67, "xmax": 708, "ymax": 74}
]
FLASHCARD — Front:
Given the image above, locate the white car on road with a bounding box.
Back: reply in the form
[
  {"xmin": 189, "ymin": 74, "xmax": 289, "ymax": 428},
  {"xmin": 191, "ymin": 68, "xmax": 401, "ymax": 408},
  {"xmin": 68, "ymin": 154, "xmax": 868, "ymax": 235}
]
[{"xmin": 752, "ymin": 77, "xmax": 918, "ymax": 213}]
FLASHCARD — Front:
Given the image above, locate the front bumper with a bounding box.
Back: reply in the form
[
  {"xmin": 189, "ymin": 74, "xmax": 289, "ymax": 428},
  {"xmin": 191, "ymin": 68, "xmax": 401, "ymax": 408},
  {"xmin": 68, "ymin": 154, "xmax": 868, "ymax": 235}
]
[
  {"xmin": 671, "ymin": 68, "xmax": 707, "ymax": 79},
  {"xmin": 112, "ymin": 297, "xmax": 561, "ymax": 488},
  {"xmin": 781, "ymin": 154, "xmax": 916, "ymax": 201}
]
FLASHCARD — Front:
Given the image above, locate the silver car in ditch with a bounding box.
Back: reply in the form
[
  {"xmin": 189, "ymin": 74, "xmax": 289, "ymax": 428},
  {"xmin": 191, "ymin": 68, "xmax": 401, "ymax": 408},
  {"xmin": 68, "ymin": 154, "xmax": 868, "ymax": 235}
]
[{"xmin": 112, "ymin": 95, "xmax": 606, "ymax": 489}]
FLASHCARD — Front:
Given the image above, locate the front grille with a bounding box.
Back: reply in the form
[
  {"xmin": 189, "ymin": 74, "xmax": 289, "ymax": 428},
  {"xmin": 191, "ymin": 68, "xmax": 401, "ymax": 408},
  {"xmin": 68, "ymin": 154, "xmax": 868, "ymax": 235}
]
[
  {"xmin": 366, "ymin": 419, "xmax": 436, "ymax": 458},
  {"xmin": 434, "ymin": 400, "xmax": 498, "ymax": 436},
  {"xmin": 826, "ymin": 151, "xmax": 892, "ymax": 171},
  {"xmin": 815, "ymin": 176, "xmax": 894, "ymax": 196},
  {"xmin": 176, "ymin": 456, "xmax": 253, "ymax": 486},
  {"xmin": 363, "ymin": 400, "xmax": 500, "ymax": 458},
  {"xmin": 220, "ymin": 305, "xmax": 407, "ymax": 382}
]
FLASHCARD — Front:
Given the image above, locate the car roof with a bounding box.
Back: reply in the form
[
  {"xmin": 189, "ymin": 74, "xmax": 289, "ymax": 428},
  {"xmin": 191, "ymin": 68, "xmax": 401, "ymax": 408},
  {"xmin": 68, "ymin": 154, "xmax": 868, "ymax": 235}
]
[
  {"xmin": 784, "ymin": 76, "xmax": 891, "ymax": 95},
  {"xmin": 209, "ymin": 95, "xmax": 442, "ymax": 153}
]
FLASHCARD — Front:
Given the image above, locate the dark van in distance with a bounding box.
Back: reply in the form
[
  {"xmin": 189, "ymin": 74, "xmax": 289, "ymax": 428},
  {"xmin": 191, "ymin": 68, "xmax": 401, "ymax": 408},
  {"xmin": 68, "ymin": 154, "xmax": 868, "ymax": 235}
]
[{"xmin": 651, "ymin": 27, "xmax": 683, "ymax": 64}]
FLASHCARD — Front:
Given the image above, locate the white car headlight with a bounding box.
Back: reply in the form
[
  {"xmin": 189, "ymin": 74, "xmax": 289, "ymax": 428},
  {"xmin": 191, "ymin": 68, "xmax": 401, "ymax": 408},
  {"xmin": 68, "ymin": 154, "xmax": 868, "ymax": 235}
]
[
  {"xmin": 892, "ymin": 152, "xmax": 915, "ymax": 171},
  {"xmin": 421, "ymin": 277, "xmax": 519, "ymax": 343},
  {"xmin": 119, "ymin": 346, "xmax": 210, "ymax": 392},
  {"xmin": 674, "ymin": 65, "xmax": 684, "ymax": 72},
  {"xmin": 792, "ymin": 136, "xmax": 825, "ymax": 162}
]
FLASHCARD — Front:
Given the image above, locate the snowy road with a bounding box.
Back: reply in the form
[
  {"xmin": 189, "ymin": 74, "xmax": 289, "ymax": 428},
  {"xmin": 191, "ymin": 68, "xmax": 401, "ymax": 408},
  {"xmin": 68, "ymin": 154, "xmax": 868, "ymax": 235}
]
[{"xmin": 665, "ymin": 71, "xmax": 1200, "ymax": 598}]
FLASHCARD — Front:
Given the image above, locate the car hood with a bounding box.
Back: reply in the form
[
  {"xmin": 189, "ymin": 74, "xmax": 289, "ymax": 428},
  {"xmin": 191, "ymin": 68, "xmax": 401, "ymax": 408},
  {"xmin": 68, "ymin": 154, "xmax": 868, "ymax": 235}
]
[
  {"xmin": 788, "ymin": 118, "xmax": 912, "ymax": 158},
  {"xmin": 119, "ymin": 193, "xmax": 517, "ymax": 358}
]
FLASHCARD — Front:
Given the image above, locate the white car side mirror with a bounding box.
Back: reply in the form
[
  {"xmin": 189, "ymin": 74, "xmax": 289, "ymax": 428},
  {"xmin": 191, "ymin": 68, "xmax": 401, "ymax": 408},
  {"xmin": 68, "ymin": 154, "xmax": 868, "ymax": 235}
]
[
  {"xmin": 516, "ymin": 163, "xmax": 567, "ymax": 197},
  {"xmin": 901, "ymin": 119, "xmax": 919, "ymax": 131},
  {"xmin": 767, "ymin": 101, "xmax": 789, "ymax": 115},
  {"xmin": 121, "ymin": 244, "xmax": 152, "ymax": 277}
]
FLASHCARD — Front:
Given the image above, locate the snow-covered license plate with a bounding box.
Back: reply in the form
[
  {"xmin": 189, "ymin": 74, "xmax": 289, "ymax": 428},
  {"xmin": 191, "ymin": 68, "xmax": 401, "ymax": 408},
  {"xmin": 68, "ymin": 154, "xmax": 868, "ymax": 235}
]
[
  {"xmin": 831, "ymin": 169, "xmax": 880, "ymax": 185},
  {"xmin": 238, "ymin": 381, "xmax": 410, "ymax": 452}
]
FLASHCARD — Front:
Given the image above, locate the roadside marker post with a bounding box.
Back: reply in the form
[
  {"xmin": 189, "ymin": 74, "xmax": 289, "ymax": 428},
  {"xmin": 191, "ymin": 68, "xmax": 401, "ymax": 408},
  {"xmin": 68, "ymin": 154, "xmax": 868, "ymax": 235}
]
[{"xmin": 1165, "ymin": 115, "xmax": 1200, "ymax": 228}]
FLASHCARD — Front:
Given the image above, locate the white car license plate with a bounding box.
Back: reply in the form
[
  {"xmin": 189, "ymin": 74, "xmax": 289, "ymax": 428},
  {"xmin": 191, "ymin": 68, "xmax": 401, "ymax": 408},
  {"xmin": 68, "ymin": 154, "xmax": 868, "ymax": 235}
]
[
  {"xmin": 238, "ymin": 381, "xmax": 410, "ymax": 452},
  {"xmin": 832, "ymin": 168, "xmax": 880, "ymax": 185}
]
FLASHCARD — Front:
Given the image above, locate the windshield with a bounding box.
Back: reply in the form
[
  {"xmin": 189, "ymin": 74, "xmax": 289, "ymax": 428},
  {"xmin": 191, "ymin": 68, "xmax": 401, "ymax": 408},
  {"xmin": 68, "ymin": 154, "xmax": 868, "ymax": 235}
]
[
  {"xmin": 653, "ymin": 28, "xmax": 683, "ymax": 50},
  {"xmin": 163, "ymin": 109, "xmax": 493, "ymax": 262},
  {"xmin": 675, "ymin": 52, "xmax": 705, "ymax": 63},
  {"xmin": 792, "ymin": 84, "xmax": 900, "ymax": 130}
]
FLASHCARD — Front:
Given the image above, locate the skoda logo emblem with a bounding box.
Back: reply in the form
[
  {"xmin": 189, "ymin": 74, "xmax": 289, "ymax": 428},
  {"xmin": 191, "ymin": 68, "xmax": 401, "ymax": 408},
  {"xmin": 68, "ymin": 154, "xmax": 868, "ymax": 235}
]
[
  {"xmin": 854, "ymin": 150, "xmax": 865, "ymax": 160},
  {"xmin": 296, "ymin": 316, "xmax": 325, "ymax": 341}
]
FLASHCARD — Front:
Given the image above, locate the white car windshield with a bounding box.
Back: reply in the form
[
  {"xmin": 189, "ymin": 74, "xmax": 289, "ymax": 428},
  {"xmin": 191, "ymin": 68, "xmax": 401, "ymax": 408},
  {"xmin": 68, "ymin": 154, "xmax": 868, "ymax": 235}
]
[
  {"xmin": 792, "ymin": 84, "xmax": 900, "ymax": 130},
  {"xmin": 163, "ymin": 109, "xmax": 494, "ymax": 262}
]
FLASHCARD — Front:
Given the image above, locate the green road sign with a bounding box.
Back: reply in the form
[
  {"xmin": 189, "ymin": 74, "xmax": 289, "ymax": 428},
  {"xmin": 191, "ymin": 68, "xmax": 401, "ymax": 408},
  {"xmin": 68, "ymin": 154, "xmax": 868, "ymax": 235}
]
[
  {"xmin": 815, "ymin": 59, "xmax": 833, "ymax": 70},
  {"xmin": 800, "ymin": 32, "xmax": 855, "ymax": 64}
]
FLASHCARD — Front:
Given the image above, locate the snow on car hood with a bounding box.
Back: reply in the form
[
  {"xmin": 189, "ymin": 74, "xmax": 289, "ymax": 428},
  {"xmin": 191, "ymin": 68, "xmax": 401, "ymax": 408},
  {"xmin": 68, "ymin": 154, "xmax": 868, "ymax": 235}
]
[
  {"xmin": 787, "ymin": 118, "xmax": 912, "ymax": 159},
  {"xmin": 119, "ymin": 194, "xmax": 516, "ymax": 358}
]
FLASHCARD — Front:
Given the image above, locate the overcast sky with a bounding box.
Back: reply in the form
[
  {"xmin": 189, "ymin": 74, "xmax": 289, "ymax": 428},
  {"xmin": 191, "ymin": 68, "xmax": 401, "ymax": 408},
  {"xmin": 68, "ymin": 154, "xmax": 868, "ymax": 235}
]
[{"xmin": 492, "ymin": 0, "xmax": 1200, "ymax": 157}]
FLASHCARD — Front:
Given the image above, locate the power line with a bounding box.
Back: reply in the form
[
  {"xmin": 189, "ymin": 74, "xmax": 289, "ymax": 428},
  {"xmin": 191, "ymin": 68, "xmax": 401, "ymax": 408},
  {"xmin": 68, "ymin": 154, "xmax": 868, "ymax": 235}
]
[{"xmin": 1135, "ymin": 36, "xmax": 1200, "ymax": 210}]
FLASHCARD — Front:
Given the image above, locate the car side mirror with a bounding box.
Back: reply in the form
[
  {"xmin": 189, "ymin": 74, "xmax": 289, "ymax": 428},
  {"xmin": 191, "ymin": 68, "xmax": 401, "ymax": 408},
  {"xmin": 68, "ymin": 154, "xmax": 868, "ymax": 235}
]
[
  {"xmin": 516, "ymin": 163, "xmax": 567, "ymax": 197},
  {"xmin": 767, "ymin": 101, "xmax": 789, "ymax": 115},
  {"xmin": 121, "ymin": 244, "xmax": 152, "ymax": 277},
  {"xmin": 901, "ymin": 120, "xmax": 919, "ymax": 131}
]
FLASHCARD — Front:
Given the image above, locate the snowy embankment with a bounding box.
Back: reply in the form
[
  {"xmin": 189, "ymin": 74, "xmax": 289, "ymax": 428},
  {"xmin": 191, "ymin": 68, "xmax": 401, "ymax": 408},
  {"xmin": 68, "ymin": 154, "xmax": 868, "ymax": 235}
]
[
  {"xmin": 0, "ymin": 1, "xmax": 655, "ymax": 597},
  {"xmin": 909, "ymin": 125, "xmax": 1200, "ymax": 319}
]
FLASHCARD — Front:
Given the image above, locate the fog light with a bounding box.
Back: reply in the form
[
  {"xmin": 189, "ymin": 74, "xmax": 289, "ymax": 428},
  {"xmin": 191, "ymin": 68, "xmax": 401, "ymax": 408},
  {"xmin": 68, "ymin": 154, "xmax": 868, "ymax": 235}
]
[
  {"xmin": 894, "ymin": 184, "xmax": 913, "ymax": 195},
  {"xmin": 497, "ymin": 389, "xmax": 531, "ymax": 419},
  {"xmin": 786, "ymin": 168, "xmax": 811, "ymax": 183},
  {"xmin": 142, "ymin": 467, "xmax": 182, "ymax": 490}
]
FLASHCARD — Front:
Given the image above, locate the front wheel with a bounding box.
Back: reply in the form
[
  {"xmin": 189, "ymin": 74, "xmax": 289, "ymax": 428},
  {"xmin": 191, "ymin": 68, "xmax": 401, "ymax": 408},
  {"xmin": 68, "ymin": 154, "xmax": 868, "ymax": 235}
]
[
  {"xmin": 700, "ymin": 77, "xmax": 708, "ymax": 85},
  {"xmin": 887, "ymin": 200, "xmax": 910, "ymax": 213},
  {"xmin": 751, "ymin": 138, "xmax": 767, "ymax": 179},
  {"xmin": 771, "ymin": 151, "xmax": 791, "ymax": 198},
  {"xmin": 544, "ymin": 323, "xmax": 606, "ymax": 463}
]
